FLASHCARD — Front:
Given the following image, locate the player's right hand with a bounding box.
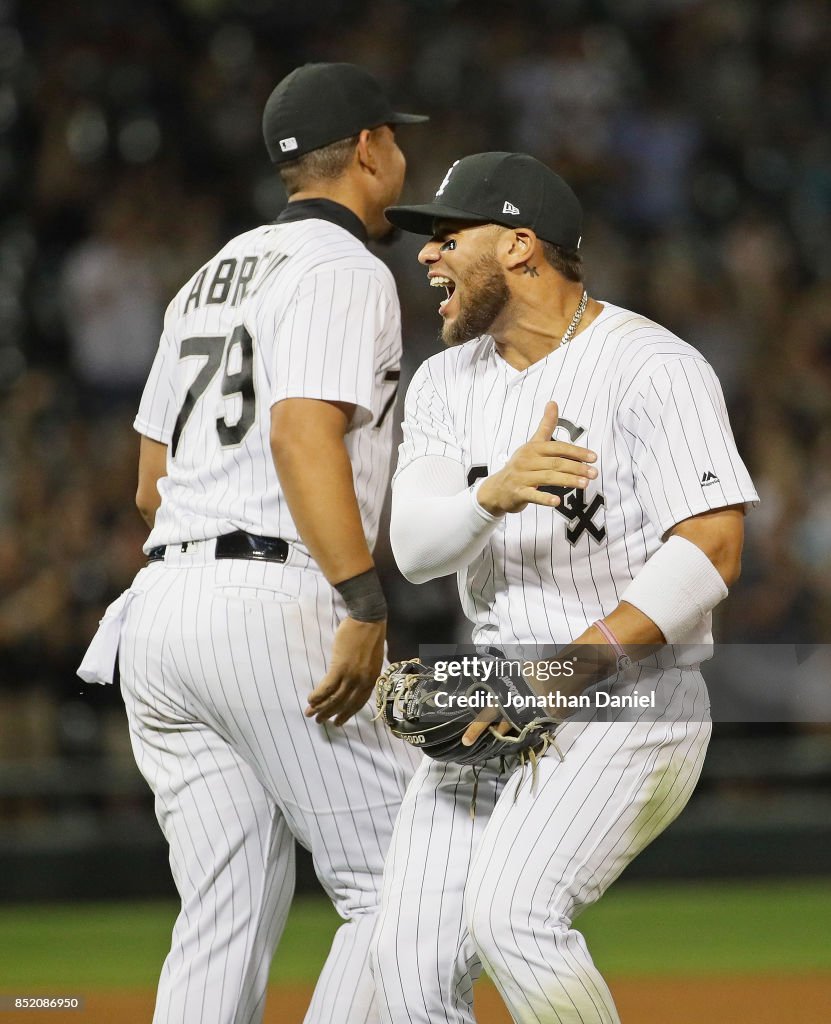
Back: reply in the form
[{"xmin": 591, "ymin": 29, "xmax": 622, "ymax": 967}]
[
  {"xmin": 305, "ymin": 616, "xmax": 387, "ymax": 726},
  {"xmin": 476, "ymin": 401, "xmax": 598, "ymax": 515}
]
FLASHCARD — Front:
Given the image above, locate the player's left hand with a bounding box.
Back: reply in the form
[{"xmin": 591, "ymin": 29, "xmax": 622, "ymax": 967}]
[
  {"xmin": 375, "ymin": 659, "xmax": 558, "ymax": 766},
  {"xmin": 305, "ymin": 617, "xmax": 386, "ymax": 725},
  {"xmin": 462, "ymin": 713, "xmax": 512, "ymax": 747}
]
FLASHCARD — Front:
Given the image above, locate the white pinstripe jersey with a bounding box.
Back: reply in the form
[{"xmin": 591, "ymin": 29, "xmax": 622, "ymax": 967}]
[
  {"xmin": 136, "ymin": 210, "xmax": 402, "ymax": 559},
  {"xmin": 396, "ymin": 302, "xmax": 759, "ymax": 654}
]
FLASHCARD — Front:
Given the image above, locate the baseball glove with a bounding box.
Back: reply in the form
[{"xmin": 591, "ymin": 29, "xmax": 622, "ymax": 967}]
[{"xmin": 375, "ymin": 658, "xmax": 559, "ymax": 767}]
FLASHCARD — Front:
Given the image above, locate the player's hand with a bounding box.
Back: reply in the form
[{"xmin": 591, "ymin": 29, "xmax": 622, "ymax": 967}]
[
  {"xmin": 476, "ymin": 401, "xmax": 597, "ymax": 515},
  {"xmin": 305, "ymin": 617, "xmax": 386, "ymax": 726},
  {"xmin": 461, "ymin": 708, "xmax": 512, "ymax": 747}
]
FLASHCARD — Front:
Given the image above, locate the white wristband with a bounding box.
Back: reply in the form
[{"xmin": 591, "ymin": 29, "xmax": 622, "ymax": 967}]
[{"xmin": 620, "ymin": 535, "xmax": 728, "ymax": 644}]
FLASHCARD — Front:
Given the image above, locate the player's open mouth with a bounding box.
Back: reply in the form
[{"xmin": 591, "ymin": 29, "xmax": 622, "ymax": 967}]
[{"xmin": 430, "ymin": 275, "xmax": 457, "ymax": 317}]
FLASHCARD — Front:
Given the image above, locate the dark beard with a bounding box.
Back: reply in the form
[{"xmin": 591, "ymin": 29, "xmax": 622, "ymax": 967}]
[{"xmin": 442, "ymin": 252, "xmax": 510, "ymax": 347}]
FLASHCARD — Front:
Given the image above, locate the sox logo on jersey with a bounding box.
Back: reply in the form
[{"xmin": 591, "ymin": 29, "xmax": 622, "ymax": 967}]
[{"xmin": 467, "ymin": 415, "xmax": 607, "ymax": 546}]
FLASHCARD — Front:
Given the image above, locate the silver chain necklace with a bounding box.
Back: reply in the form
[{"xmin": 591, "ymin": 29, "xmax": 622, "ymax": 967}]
[{"xmin": 560, "ymin": 289, "xmax": 589, "ymax": 347}]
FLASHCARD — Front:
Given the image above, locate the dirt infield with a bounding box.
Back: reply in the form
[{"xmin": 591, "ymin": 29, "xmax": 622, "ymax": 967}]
[{"xmin": 2, "ymin": 976, "xmax": 829, "ymax": 1024}]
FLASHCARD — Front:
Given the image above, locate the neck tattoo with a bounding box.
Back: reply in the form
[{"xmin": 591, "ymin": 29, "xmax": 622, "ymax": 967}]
[{"xmin": 560, "ymin": 290, "xmax": 589, "ymax": 347}]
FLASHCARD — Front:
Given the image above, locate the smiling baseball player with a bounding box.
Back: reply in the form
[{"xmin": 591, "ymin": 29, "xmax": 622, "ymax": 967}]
[
  {"xmin": 369, "ymin": 153, "xmax": 760, "ymax": 1024},
  {"xmin": 79, "ymin": 64, "xmax": 427, "ymax": 1024}
]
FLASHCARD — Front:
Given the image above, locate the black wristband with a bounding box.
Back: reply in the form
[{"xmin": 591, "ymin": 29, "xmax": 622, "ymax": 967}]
[{"xmin": 334, "ymin": 568, "xmax": 387, "ymax": 622}]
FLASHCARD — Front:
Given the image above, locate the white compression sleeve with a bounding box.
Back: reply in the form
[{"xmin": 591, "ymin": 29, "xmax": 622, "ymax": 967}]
[
  {"xmin": 391, "ymin": 457, "xmax": 503, "ymax": 584},
  {"xmin": 620, "ymin": 534, "xmax": 728, "ymax": 643}
]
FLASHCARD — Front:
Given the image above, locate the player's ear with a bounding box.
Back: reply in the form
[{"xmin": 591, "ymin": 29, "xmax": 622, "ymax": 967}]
[
  {"xmin": 355, "ymin": 128, "xmax": 378, "ymax": 175},
  {"xmin": 501, "ymin": 228, "xmax": 538, "ymax": 271}
]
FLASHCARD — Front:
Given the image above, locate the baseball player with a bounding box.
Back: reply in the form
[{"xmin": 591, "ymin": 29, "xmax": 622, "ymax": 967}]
[
  {"xmin": 370, "ymin": 153, "xmax": 760, "ymax": 1023},
  {"xmin": 78, "ymin": 63, "xmax": 427, "ymax": 1024}
]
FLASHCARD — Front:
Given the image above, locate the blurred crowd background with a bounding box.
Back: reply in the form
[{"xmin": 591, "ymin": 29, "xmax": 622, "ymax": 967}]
[{"xmin": 1, "ymin": 0, "xmax": 829, "ymax": 893}]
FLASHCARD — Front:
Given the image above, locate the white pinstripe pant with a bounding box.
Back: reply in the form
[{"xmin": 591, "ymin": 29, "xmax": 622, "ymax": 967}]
[
  {"xmin": 119, "ymin": 544, "xmax": 420, "ymax": 1024},
  {"xmin": 372, "ymin": 671, "xmax": 711, "ymax": 1023}
]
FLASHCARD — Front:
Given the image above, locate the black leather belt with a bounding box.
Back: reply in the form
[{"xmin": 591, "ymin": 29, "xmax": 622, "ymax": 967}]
[{"xmin": 147, "ymin": 531, "xmax": 289, "ymax": 564}]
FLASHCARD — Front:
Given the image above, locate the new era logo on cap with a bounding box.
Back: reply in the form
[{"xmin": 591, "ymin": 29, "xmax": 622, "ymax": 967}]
[
  {"xmin": 279, "ymin": 137, "xmax": 298, "ymax": 153},
  {"xmin": 502, "ymin": 201, "xmax": 520, "ymax": 215}
]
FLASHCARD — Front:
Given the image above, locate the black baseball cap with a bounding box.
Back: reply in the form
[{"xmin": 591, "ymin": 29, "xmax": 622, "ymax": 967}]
[
  {"xmin": 263, "ymin": 62, "xmax": 428, "ymax": 164},
  {"xmin": 386, "ymin": 152, "xmax": 583, "ymax": 249}
]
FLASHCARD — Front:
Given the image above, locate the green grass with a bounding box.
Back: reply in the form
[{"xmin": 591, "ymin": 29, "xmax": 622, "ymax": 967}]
[
  {"xmin": 0, "ymin": 898, "xmax": 340, "ymax": 988},
  {"xmin": 578, "ymin": 880, "xmax": 831, "ymax": 976},
  {"xmin": 0, "ymin": 881, "xmax": 829, "ymax": 989}
]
